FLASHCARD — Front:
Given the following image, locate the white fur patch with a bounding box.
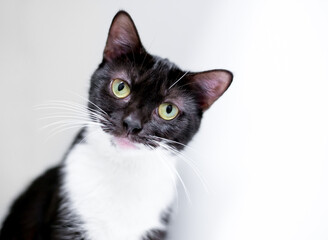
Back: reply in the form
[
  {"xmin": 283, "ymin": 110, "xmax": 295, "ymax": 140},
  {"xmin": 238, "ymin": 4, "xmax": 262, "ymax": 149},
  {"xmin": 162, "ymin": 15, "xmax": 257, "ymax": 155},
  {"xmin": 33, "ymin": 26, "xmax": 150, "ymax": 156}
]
[{"xmin": 62, "ymin": 125, "xmax": 177, "ymax": 240}]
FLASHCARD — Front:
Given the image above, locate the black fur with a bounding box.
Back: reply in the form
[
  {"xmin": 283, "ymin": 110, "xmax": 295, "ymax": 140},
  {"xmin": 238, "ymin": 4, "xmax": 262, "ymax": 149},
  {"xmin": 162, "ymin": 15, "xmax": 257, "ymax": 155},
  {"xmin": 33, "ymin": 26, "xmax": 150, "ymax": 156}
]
[
  {"xmin": 142, "ymin": 229, "xmax": 167, "ymax": 240},
  {"xmin": 1, "ymin": 10, "xmax": 232, "ymax": 240},
  {"xmin": 0, "ymin": 167, "xmax": 60, "ymax": 239},
  {"xmin": 89, "ymin": 55, "xmax": 203, "ymax": 150},
  {"xmin": 0, "ymin": 130, "xmax": 87, "ymax": 240}
]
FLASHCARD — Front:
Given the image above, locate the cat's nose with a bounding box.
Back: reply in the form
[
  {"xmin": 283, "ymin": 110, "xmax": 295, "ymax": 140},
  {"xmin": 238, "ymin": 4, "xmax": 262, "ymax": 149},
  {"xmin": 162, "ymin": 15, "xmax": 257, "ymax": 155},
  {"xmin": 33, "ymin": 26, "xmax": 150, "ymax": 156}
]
[{"xmin": 123, "ymin": 115, "xmax": 142, "ymax": 134}]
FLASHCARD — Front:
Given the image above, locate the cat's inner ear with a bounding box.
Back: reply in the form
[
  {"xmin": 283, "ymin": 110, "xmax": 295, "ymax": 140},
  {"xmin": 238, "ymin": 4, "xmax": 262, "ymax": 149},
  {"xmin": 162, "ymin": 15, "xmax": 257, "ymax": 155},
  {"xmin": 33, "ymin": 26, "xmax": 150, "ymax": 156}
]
[
  {"xmin": 190, "ymin": 70, "xmax": 233, "ymax": 111},
  {"xmin": 104, "ymin": 11, "xmax": 143, "ymax": 61}
]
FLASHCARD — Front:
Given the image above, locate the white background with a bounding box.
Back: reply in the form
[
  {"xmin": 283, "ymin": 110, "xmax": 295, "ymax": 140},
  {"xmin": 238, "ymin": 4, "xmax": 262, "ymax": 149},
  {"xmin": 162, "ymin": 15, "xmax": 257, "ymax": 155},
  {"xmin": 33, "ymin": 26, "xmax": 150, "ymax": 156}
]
[{"xmin": 1, "ymin": 1, "xmax": 328, "ymax": 239}]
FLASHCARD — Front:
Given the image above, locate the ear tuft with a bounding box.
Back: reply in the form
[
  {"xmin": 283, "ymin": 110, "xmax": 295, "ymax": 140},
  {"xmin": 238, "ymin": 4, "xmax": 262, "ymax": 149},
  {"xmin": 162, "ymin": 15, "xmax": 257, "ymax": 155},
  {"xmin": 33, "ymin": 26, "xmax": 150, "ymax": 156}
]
[
  {"xmin": 190, "ymin": 70, "xmax": 233, "ymax": 111},
  {"xmin": 104, "ymin": 11, "xmax": 143, "ymax": 61}
]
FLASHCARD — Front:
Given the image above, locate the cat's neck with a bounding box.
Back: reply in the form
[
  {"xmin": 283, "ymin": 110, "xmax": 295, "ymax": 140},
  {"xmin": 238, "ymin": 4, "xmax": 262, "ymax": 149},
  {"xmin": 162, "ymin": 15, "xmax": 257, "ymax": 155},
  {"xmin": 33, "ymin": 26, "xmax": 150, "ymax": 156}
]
[{"xmin": 61, "ymin": 125, "xmax": 177, "ymax": 240}]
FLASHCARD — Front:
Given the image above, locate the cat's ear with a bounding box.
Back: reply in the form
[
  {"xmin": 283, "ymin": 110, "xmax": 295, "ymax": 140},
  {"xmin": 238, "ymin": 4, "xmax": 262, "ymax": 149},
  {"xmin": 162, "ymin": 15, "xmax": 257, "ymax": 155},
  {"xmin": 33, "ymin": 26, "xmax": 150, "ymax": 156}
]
[
  {"xmin": 190, "ymin": 70, "xmax": 233, "ymax": 111},
  {"xmin": 104, "ymin": 11, "xmax": 143, "ymax": 61}
]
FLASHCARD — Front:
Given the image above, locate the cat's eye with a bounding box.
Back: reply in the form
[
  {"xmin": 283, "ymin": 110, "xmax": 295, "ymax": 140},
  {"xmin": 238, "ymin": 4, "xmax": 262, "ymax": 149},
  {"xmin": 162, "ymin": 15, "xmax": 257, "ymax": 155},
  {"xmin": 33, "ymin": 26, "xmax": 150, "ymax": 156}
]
[
  {"xmin": 158, "ymin": 103, "xmax": 179, "ymax": 120},
  {"xmin": 111, "ymin": 79, "xmax": 131, "ymax": 98}
]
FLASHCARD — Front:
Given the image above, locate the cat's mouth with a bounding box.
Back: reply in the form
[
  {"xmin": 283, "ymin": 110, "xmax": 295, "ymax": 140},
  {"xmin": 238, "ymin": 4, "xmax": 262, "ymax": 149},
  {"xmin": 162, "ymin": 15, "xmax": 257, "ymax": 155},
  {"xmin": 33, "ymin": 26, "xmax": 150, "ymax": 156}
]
[
  {"xmin": 112, "ymin": 137, "xmax": 138, "ymax": 150},
  {"xmin": 100, "ymin": 125, "xmax": 158, "ymax": 149},
  {"xmin": 111, "ymin": 134, "xmax": 157, "ymax": 150}
]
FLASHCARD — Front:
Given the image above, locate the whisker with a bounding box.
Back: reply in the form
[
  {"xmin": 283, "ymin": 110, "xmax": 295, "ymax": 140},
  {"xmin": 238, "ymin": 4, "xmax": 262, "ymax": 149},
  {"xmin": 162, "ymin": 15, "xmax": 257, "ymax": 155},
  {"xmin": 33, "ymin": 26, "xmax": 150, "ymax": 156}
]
[
  {"xmin": 148, "ymin": 143, "xmax": 179, "ymax": 196},
  {"xmin": 39, "ymin": 113, "xmax": 105, "ymax": 124},
  {"xmin": 152, "ymin": 147, "xmax": 180, "ymax": 210},
  {"xmin": 36, "ymin": 101, "xmax": 106, "ymax": 119},
  {"xmin": 153, "ymin": 144, "xmax": 192, "ymax": 205},
  {"xmin": 39, "ymin": 115, "xmax": 95, "ymax": 121},
  {"xmin": 76, "ymin": 127, "xmax": 104, "ymax": 145},
  {"xmin": 148, "ymin": 136, "xmax": 203, "ymax": 172},
  {"xmin": 148, "ymin": 136, "xmax": 203, "ymax": 173},
  {"xmin": 168, "ymin": 71, "xmax": 189, "ymax": 90},
  {"xmin": 151, "ymin": 137, "xmax": 210, "ymax": 194},
  {"xmin": 158, "ymin": 142, "xmax": 210, "ymax": 194},
  {"xmin": 64, "ymin": 91, "xmax": 109, "ymax": 116},
  {"xmin": 139, "ymin": 52, "xmax": 149, "ymax": 71},
  {"xmin": 36, "ymin": 101, "xmax": 108, "ymax": 123},
  {"xmin": 45, "ymin": 125, "xmax": 87, "ymax": 143},
  {"xmin": 35, "ymin": 99, "xmax": 111, "ymax": 143},
  {"xmin": 149, "ymin": 135, "xmax": 193, "ymax": 151},
  {"xmin": 47, "ymin": 121, "xmax": 100, "ymax": 133},
  {"xmin": 41, "ymin": 120, "xmax": 102, "ymax": 131}
]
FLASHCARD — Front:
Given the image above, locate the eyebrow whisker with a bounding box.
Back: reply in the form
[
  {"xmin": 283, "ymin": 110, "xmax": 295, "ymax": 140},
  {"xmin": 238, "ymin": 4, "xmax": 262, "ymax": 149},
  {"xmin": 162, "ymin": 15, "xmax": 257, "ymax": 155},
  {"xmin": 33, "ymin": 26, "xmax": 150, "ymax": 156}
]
[{"xmin": 168, "ymin": 71, "xmax": 189, "ymax": 90}]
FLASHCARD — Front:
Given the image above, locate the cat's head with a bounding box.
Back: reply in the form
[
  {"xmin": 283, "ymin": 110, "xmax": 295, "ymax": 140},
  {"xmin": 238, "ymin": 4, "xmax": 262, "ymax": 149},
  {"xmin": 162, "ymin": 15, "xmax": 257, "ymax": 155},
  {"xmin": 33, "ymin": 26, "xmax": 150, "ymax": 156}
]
[{"xmin": 88, "ymin": 11, "xmax": 232, "ymax": 150}]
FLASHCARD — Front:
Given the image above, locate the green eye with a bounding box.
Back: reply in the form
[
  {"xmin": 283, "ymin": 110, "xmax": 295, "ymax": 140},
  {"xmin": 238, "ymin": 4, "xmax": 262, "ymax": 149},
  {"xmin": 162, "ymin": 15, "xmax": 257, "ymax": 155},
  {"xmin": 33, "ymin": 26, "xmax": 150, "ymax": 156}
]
[
  {"xmin": 158, "ymin": 103, "xmax": 179, "ymax": 120},
  {"xmin": 111, "ymin": 79, "xmax": 131, "ymax": 98}
]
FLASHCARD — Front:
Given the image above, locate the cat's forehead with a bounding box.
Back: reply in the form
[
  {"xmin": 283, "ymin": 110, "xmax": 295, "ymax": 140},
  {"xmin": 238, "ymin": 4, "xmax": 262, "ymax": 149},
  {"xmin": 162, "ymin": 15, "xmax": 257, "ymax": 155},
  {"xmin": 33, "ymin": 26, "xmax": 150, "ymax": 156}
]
[
  {"xmin": 135, "ymin": 55, "xmax": 179, "ymax": 84},
  {"xmin": 109, "ymin": 55, "xmax": 180, "ymax": 86},
  {"xmin": 151, "ymin": 56, "xmax": 177, "ymax": 71}
]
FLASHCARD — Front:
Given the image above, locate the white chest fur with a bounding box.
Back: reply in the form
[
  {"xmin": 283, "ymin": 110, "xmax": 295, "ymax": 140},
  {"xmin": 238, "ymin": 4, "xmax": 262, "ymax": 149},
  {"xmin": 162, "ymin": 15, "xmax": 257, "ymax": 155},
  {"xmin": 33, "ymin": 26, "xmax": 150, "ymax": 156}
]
[{"xmin": 62, "ymin": 126, "xmax": 177, "ymax": 240}]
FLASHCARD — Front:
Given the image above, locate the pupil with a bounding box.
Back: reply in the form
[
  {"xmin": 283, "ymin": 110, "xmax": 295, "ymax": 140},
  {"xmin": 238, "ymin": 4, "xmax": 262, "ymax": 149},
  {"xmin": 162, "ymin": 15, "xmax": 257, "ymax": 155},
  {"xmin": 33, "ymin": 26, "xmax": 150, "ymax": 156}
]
[
  {"xmin": 118, "ymin": 82, "xmax": 125, "ymax": 91},
  {"xmin": 166, "ymin": 105, "xmax": 173, "ymax": 114}
]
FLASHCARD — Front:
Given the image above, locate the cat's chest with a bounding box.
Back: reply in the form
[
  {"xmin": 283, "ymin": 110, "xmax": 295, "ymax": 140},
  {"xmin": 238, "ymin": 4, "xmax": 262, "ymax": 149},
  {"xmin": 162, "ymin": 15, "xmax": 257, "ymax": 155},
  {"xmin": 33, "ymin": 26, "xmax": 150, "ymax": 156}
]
[{"xmin": 61, "ymin": 132, "xmax": 176, "ymax": 240}]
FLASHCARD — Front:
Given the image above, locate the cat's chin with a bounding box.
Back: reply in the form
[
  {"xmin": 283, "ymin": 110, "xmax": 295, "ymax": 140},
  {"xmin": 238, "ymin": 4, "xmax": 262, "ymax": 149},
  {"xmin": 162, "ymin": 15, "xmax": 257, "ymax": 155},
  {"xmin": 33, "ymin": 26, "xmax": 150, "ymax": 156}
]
[{"xmin": 112, "ymin": 136, "xmax": 139, "ymax": 150}]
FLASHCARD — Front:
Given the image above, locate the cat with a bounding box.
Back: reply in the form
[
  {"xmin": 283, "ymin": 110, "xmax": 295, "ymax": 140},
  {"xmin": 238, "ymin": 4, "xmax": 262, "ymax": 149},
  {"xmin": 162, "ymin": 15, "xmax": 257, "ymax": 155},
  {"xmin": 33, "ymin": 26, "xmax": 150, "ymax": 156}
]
[{"xmin": 0, "ymin": 10, "xmax": 232, "ymax": 240}]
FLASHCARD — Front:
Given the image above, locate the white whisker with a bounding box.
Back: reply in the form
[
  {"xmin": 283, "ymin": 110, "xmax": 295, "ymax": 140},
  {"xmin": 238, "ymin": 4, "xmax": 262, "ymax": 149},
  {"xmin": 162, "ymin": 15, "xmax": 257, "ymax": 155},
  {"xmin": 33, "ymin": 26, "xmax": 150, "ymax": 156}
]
[
  {"xmin": 151, "ymin": 136, "xmax": 210, "ymax": 194},
  {"xmin": 149, "ymin": 143, "xmax": 179, "ymax": 209},
  {"xmin": 39, "ymin": 115, "xmax": 94, "ymax": 121},
  {"xmin": 76, "ymin": 128, "xmax": 102, "ymax": 145},
  {"xmin": 161, "ymin": 142, "xmax": 210, "ymax": 194},
  {"xmin": 154, "ymin": 142, "xmax": 192, "ymax": 205},
  {"xmin": 35, "ymin": 99, "xmax": 111, "ymax": 143},
  {"xmin": 65, "ymin": 91, "xmax": 109, "ymax": 116},
  {"xmin": 149, "ymin": 135, "xmax": 193, "ymax": 151},
  {"xmin": 35, "ymin": 102, "xmax": 107, "ymax": 122},
  {"xmin": 41, "ymin": 120, "xmax": 102, "ymax": 131},
  {"xmin": 168, "ymin": 71, "xmax": 189, "ymax": 90},
  {"xmin": 45, "ymin": 125, "xmax": 85, "ymax": 142}
]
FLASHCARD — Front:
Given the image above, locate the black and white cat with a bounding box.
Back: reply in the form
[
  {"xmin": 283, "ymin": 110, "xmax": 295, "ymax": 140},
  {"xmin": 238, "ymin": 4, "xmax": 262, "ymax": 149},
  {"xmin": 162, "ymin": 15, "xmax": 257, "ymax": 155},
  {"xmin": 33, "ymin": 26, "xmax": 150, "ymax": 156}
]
[{"xmin": 0, "ymin": 11, "xmax": 232, "ymax": 240}]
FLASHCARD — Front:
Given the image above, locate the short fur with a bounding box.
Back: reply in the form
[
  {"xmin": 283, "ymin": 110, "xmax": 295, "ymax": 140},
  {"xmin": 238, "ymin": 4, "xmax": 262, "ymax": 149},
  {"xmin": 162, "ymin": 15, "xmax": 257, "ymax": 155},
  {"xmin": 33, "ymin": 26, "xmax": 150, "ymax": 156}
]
[{"xmin": 0, "ymin": 11, "xmax": 232, "ymax": 240}]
